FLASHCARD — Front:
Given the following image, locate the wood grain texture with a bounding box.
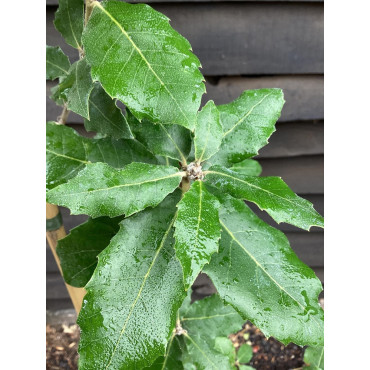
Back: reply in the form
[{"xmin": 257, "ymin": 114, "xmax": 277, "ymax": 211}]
[
  {"xmin": 47, "ymin": 76, "xmax": 324, "ymax": 123},
  {"xmin": 258, "ymin": 156, "xmax": 323, "ymax": 194},
  {"xmin": 204, "ymin": 76, "xmax": 324, "ymax": 122},
  {"xmin": 46, "ymin": 2, "xmax": 323, "ymax": 75}
]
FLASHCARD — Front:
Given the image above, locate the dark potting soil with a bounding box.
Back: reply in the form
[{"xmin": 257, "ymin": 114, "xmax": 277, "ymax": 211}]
[{"xmin": 46, "ymin": 321, "xmax": 307, "ymax": 369}]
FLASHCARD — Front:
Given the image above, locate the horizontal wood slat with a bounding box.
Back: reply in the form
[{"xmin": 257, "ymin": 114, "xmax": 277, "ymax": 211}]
[
  {"xmin": 258, "ymin": 156, "xmax": 323, "ymax": 194},
  {"xmin": 46, "ymin": 2, "xmax": 323, "ymax": 75},
  {"xmin": 47, "ymin": 75, "xmax": 324, "ymax": 123},
  {"xmin": 258, "ymin": 121, "xmax": 323, "ymax": 158},
  {"xmin": 204, "ymin": 76, "xmax": 324, "ymax": 121}
]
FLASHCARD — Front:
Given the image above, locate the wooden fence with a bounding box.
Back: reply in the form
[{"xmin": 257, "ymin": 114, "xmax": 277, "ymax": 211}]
[{"xmin": 46, "ymin": 0, "xmax": 324, "ymax": 309}]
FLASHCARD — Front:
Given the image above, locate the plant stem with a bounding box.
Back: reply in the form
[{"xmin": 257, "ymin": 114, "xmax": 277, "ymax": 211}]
[
  {"xmin": 57, "ymin": 103, "xmax": 70, "ymax": 125},
  {"xmin": 85, "ymin": 0, "xmax": 96, "ymax": 26}
]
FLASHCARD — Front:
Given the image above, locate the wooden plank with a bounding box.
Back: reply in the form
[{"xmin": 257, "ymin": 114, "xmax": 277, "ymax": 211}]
[
  {"xmin": 258, "ymin": 121, "xmax": 323, "ymax": 158},
  {"xmin": 46, "ymin": 2, "xmax": 323, "ymax": 75},
  {"xmin": 204, "ymin": 76, "xmax": 324, "ymax": 122},
  {"xmin": 47, "ymin": 76, "xmax": 324, "ymax": 123},
  {"xmin": 258, "ymin": 156, "xmax": 323, "ymax": 194}
]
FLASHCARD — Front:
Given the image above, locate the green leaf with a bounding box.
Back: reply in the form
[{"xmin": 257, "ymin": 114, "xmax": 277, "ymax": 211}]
[
  {"xmin": 46, "ymin": 45, "xmax": 71, "ymax": 80},
  {"xmin": 180, "ymin": 294, "xmax": 244, "ymax": 370},
  {"xmin": 203, "ymin": 194, "xmax": 324, "ymax": 346},
  {"xmin": 230, "ymin": 159, "xmax": 262, "ymax": 177},
  {"xmin": 46, "ymin": 122, "xmax": 157, "ymax": 190},
  {"xmin": 46, "ymin": 122, "xmax": 89, "ymax": 190},
  {"xmin": 57, "ymin": 216, "xmax": 123, "ymax": 287},
  {"xmin": 174, "ymin": 181, "xmax": 221, "ymax": 290},
  {"xmin": 205, "ymin": 165, "xmax": 324, "ymax": 230},
  {"xmin": 54, "ymin": 0, "xmax": 84, "ymax": 50},
  {"xmin": 82, "ymin": 0, "xmax": 205, "ymax": 129},
  {"xmin": 239, "ymin": 366, "xmax": 255, "ymax": 370},
  {"xmin": 128, "ymin": 109, "xmax": 192, "ymax": 163},
  {"xmin": 304, "ymin": 346, "xmax": 324, "ymax": 369},
  {"xmin": 59, "ymin": 59, "xmax": 94, "ymax": 119},
  {"xmin": 46, "ymin": 162, "xmax": 184, "ymax": 217},
  {"xmin": 208, "ymin": 89, "xmax": 284, "ymax": 167},
  {"xmin": 214, "ymin": 337, "xmax": 235, "ymax": 358},
  {"xmin": 77, "ymin": 191, "xmax": 186, "ymax": 369},
  {"xmin": 194, "ymin": 101, "xmax": 223, "ymax": 163},
  {"xmin": 145, "ymin": 335, "xmax": 186, "ymax": 370},
  {"xmin": 84, "ymin": 83, "xmax": 134, "ymax": 139},
  {"xmin": 237, "ymin": 343, "xmax": 253, "ymax": 364}
]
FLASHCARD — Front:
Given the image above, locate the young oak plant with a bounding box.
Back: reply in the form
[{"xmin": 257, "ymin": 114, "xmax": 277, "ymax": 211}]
[{"xmin": 46, "ymin": 0, "xmax": 324, "ymax": 368}]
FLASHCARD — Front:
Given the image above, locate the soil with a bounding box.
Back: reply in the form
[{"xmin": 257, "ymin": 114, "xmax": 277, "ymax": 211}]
[{"xmin": 46, "ymin": 321, "xmax": 310, "ymax": 370}]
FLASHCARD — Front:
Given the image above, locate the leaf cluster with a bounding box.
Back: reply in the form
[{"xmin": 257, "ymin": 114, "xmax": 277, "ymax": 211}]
[{"xmin": 46, "ymin": 1, "xmax": 324, "ymax": 368}]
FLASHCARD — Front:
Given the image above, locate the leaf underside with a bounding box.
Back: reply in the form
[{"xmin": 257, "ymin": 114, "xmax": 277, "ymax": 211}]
[
  {"xmin": 84, "ymin": 83, "xmax": 133, "ymax": 139},
  {"xmin": 82, "ymin": 0, "xmax": 205, "ymax": 129},
  {"xmin": 57, "ymin": 216, "xmax": 123, "ymax": 287},
  {"xmin": 128, "ymin": 109, "xmax": 192, "ymax": 163},
  {"xmin": 54, "ymin": 0, "xmax": 84, "ymax": 50}
]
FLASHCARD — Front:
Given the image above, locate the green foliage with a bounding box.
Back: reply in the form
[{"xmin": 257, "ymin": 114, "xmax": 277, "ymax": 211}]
[
  {"xmin": 174, "ymin": 181, "xmax": 221, "ymax": 290},
  {"xmin": 54, "ymin": 0, "xmax": 84, "ymax": 50},
  {"xmin": 57, "ymin": 216, "xmax": 123, "ymax": 287},
  {"xmin": 46, "ymin": 46, "xmax": 71, "ymax": 81},
  {"xmin": 46, "ymin": 1, "xmax": 324, "ymax": 368},
  {"xmin": 82, "ymin": 0, "xmax": 205, "ymax": 129},
  {"xmin": 304, "ymin": 346, "xmax": 324, "ymax": 369}
]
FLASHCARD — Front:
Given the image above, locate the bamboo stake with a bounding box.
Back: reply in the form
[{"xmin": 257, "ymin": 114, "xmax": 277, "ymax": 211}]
[{"xmin": 46, "ymin": 203, "xmax": 86, "ymax": 313}]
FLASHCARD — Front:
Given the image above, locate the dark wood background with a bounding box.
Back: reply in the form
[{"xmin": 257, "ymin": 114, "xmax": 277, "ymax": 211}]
[{"xmin": 46, "ymin": 0, "xmax": 324, "ymax": 309}]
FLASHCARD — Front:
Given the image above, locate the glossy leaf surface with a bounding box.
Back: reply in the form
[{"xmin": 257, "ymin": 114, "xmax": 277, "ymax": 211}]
[
  {"xmin": 145, "ymin": 335, "xmax": 185, "ymax": 370},
  {"xmin": 174, "ymin": 181, "xmax": 221, "ymax": 289},
  {"xmin": 304, "ymin": 346, "xmax": 324, "ymax": 369},
  {"xmin": 128, "ymin": 110, "xmax": 192, "ymax": 163},
  {"xmin": 57, "ymin": 216, "xmax": 123, "ymax": 287},
  {"xmin": 180, "ymin": 294, "xmax": 244, "ymax": 369},
  {"xmin": 46, "ymin": 45, "xmax": 71, "ymax": 80},
  {"xmin": 46, "ymin": 122, "xmax": 156, "ymax": 190},
  {"xmin": 230, "ymin": 159, "xmax": 262, "ymax": 176},
  {"xmin": 194, "ymin": 100, "xmax": 223, "ymax": 163},
  {"xmin": 206, "ymin": 166, "xmax": 324, "ymax": 230},
  {"xmin": 82, "ymin": 0, "xmax": 205, "ymax": 129},
  {"xmin": 84, "ymin": 83, "xmax": 133, "ymax": 139},
  {"xmin": 59, "ymin": 59, "xmax": 94, "ymax": 119},
  {"xmin": 203, "ymin": 194, "xmax": 324, "ymax": 346},
  {"xmin": 208, "ymin": 89, "xmax": 284, "ymax": 167},
  {"xmin": 54, "ymin": 0, "xmax": 84, "ymax": 50},
  {"xmin": 78, "ymin": 191, "xmax": 186, "ymax": 369},
  {"xmin": 47, "ymin": 162, "xmax": 184, "ymax": 217}
]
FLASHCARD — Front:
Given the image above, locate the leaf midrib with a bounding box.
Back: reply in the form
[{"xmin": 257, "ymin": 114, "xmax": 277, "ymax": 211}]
[
  {"xmin": 222, "ymin": 92, "xmax": 273, "ymax": 138},
  {"xmin": 104, "ymin": 214, "xmax": 177, "ymax": 369},
  {"xmin": 205, "ymin": 170, "xmax": 321, "ymax": 226},
  {"xmin": 93, "ymin": 1, "xmax": 191, "ymax": 126},
  {"xmin": 61, "ymin": 171, "xmax": 185, "ymax": 197},
  {"xmin": 46, "ymin": 148, "xmax": 89, "ymax": 164},
  {"xmin": 220, "ymin": 219, "xmax": 322, "ymax": 329}
]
